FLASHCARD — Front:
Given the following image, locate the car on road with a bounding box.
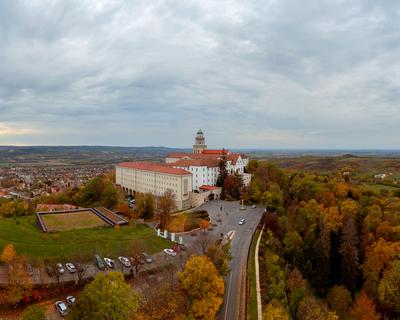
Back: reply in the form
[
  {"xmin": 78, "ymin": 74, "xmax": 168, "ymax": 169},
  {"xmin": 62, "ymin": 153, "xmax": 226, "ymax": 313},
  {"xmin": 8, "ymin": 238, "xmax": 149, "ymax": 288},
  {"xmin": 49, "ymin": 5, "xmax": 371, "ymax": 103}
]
[
  {"xmin": 238, "ymin": 218, "xmax": 246, "ymax": 225},
  {"xmin": 118, "ymin": 256, "xmax": 131, "ymax": 268},
  {"xmin": 55, "ymin": 300, "xmax": 68, "ymax": 317},
  {"xmin": 163, "ymin": 248, "xmax": 177, "ymax": 257},
  {"xmin": 252, "ymin": 204, "xmax": 256, "ymax": 208},
  {"xmin": 46, "ymin": 265, "xmax": 54, "ymax": 277},
  {"xmin": 66, "ymin": 295, "xmax": 76, "ymax": 306},
  {"xmin": 56, "ymin": 263, "xmax": 65, "ymax": 275},
  {"xmin": 26, "ymin": 263, "xmax": 33, "ymax": 276},
  {"xmin": 141, "ymin": 252, "xmax": 153, "ymax": 263},
  {"xmin": 65, "ymin": 263, "xmax": 76, "ymax": 273},
  {"xmin": 95, "ymin": 254, "xmax": 105, "ymax": 270},
  {"xmin": 104, "ymin": 257, "xmax": 115, "ymax": 268}
]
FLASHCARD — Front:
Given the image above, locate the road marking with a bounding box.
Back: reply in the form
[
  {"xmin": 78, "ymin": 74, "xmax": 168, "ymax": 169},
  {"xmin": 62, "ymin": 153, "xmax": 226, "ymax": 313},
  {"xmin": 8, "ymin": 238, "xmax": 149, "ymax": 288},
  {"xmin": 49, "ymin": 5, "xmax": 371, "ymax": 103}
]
[{"xmin": 224, "ymin": 272, "xmax": 233, "ymax": 320}]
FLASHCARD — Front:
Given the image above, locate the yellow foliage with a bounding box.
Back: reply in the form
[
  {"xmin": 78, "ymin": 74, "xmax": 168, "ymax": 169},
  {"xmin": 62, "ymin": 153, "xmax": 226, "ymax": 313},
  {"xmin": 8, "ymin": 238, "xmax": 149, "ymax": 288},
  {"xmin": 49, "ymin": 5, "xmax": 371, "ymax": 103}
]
[
  {"xmin": 179, "ymin": 255, "xmax": 224, "ymax": 320},
  {"xmin": 1, "ymin": 243, "xmax": 16, "ymax": 264}
]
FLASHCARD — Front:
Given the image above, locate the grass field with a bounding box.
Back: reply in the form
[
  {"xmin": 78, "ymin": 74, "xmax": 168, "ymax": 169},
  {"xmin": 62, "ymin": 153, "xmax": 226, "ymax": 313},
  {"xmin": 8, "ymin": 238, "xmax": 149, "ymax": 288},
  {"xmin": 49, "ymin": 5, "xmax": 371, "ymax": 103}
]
[
  {"xmin": 40, "ymin": 210, "xmax": 107, "ymax": 232},
  {"xmin": 0, "ymin": 216, "xmax": 168, "ymax": 262},
  {"xmin": 365, "ymin": 184, "xmax": 400, "ymax": 192}
]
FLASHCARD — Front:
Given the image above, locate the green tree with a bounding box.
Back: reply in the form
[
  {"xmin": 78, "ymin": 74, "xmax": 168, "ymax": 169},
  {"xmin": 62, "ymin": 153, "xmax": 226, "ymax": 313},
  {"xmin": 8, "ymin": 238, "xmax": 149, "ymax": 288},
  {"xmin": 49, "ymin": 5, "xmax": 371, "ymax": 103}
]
[
  {"xmin": 102, "ymin": 182, "xmax": 118, "ymax": 208},
  {"xmin": 22, "ymin": 305, "xmax": 46, "ymax": 320},
  {"xmin": 263, "ymin": 300, "xmax": 289, "ymax": 320},
  {"xmin": 69, "ymin": 272, "xmax": 140, "ymax": 320},
  {"xmin": 157, "ymin": 190, "xmax": 176, "ymax": 229},
  {"xmin": 179, "ymin": 255, "xmax": 224, "ymax": 320},
  {"xmin": 262, "ymin": 183, "xmax": 284, "ymax": 213},
  {"xmin": 378, "ymin": 260, "xmax": 400, "ymax": 314}
]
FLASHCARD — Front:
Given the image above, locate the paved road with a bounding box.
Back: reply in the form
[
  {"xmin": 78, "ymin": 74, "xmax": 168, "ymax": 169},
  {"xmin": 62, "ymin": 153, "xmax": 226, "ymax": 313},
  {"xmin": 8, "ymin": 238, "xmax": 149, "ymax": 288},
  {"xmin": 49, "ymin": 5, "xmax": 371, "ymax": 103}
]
[{"xmin": 181, "ymin": 200, "xmax": 264, "ymax": 320}]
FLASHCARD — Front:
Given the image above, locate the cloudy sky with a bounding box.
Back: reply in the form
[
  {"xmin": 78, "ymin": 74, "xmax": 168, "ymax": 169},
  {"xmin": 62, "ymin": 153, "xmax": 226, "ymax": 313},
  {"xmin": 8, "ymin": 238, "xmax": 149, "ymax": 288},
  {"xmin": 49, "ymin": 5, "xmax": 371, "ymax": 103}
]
[{"xmin": 0, "ymin": 0, "xmax": 399, "ymax": 148}]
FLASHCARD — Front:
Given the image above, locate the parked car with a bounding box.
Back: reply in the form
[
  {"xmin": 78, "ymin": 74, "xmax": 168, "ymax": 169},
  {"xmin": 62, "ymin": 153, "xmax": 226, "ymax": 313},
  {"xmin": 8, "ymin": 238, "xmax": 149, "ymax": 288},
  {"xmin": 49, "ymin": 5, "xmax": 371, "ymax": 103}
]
[
  {"xmin": 56, "ymin": 263, "xmax": 65, "ymax": 275},
  {"xmin": 252, "ymin": 204, "xmax": 256, "ymax": 208},
  {"xmin": 238, "ymin": 218, "xmax": 246, "ymax": 225},
  {"xmin": 46, "ymin": 265, "xmax": 54, "ymax": 277},
  {"xmin": 55, "ymin": 301, "xmax": 68, "ymax": 317},
  {"xmin": 65, "ymin": 263, "xmax": 76, "ymax": 273},
  {"xmin": 66, "ymin": 295, "xmax": 76, "ymax": 306},
  {"xmin": 141, "ymin": 252, "xmax": 153, "ymax": 264},
  {"xmin": 118, "ymin": 256, "xmax": 131, "ymax": 268},
  {"xmin": 95, "ymin": 255, "xmax": 105, "ymax": 270},
  {"xmin": 104, "ymin": 257, "xmax": 115, "ymax": 268},
  {"xmin": 163, "ymin": 248, "xmax": 177, "ymax": 257},
  {"xmin": 26, "ymin": 263, "xmax": 33, "ymax": 276}
]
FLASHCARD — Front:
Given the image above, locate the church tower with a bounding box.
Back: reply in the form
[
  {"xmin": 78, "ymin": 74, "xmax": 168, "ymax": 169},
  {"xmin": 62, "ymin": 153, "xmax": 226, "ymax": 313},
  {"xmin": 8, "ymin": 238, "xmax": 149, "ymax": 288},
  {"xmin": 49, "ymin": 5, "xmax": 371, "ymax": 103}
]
[{"xmin": 193, "ymin": 129, "xmax": 207, "ymax": 154}]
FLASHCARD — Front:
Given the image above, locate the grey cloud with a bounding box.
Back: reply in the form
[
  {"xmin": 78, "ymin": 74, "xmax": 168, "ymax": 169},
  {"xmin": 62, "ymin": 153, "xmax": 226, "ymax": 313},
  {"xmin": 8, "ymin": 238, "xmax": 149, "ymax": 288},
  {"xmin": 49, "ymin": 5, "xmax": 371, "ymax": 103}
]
[{"xmin": 0, "ymin": 0, "xmax": 399, "ymax": 147}]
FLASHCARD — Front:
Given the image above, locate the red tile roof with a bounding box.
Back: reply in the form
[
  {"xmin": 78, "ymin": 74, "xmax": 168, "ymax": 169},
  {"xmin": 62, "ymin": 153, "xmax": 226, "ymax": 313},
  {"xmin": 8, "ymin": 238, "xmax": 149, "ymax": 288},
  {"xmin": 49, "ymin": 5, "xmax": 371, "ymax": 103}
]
[
  {"xmin": 117, "ymin": 162, "xmax": 191, "ymax": 175},
  {"xmin": 169, "ymin": 159, "xmax": 220, "ymax": 168},
  {"xmin": 199, "ymin": 185, "xmax": 221, "ymax": 191},
  {"xmin": 201, "ymin": 149, "xmax": 229, "ymax": 155}
]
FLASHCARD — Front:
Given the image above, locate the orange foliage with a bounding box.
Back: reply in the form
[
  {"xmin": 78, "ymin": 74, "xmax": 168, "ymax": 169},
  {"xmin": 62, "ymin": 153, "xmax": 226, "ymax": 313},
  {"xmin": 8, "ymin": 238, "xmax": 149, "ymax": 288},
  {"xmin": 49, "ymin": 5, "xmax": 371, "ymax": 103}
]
[
  {"xmin": 349, "ymin": 290, "xmax": 379, "ymax": 320},
  {"xmin": 1, "ymin": 243, "xmax": 16, "ymax": 264}
]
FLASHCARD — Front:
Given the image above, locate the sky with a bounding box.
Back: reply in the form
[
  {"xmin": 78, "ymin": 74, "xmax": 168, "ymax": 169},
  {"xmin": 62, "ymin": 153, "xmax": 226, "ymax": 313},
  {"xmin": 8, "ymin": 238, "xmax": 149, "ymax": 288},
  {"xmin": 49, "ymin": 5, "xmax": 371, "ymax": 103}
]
[{"xmin": 0, "ymin": 0, "xmax": 399, "ymax": 149}]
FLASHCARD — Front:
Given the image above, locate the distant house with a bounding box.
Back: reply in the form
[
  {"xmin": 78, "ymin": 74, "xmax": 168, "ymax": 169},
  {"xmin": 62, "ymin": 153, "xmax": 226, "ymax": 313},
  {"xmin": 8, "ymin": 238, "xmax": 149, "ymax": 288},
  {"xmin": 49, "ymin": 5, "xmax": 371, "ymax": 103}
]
[{"xmin": 374, "ymin": 173, "xmax": 387, "ymax": 180}]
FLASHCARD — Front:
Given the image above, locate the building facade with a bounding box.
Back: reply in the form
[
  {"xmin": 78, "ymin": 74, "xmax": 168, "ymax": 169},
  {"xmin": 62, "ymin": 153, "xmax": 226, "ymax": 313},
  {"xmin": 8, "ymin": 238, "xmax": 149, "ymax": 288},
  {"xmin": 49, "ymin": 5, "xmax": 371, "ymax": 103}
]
[
  {"xmin": 115, "ymin": 162, "xmax": 192, "ymax": 210},
  {"xmin": 192, "ymin": 129, "xmax": 207, "ymax": 154}
]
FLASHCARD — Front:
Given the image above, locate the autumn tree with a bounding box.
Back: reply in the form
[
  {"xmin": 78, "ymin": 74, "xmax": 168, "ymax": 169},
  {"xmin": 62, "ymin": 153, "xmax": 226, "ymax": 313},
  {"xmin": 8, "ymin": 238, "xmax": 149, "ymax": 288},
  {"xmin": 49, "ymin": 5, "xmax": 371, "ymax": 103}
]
[
  {"xmin": 157, "ymin": 190, "xmax": 176, "ymax": 229},
  {"xmin": 22, "ymin": 305, "xmax": 46, "ymax": 320},
  {"xmin": 297, "ymin": 296, "xmax": 339, "ymax": 320},
  {"xmin": 326, "ymin": 285, "xmax": 352, "ymax": 320},
  {"xmin": 1, "ymin": 243, "xmax": 16, "ymax": 264},
  {"xmin": 263, "ymin": 300, "xmax": 289, "ymax": 320},
  {"xmin": 127, "ymin": 240, "xmax": 146, "ymax": 275},
  {"xmin": 205, "ymin": 241, "xmax": 232, "ymax": 276},
  {"xmin": 262, "ymin": 183, "xmax": 285, "ymax": 213},
  {"xmin": 6, "ymin": 255, "xmax": 32, "ymax": 305},
  {"xmin": 179, "ymin": 255, "xmax": 224, "ymax": 320},
  {"xmin": 69, "ymin": 272, "xmax": 140, "ymax": 320},
  {"xmin": 378, "ymin": 260, "xmax": 400, "ymax": 314},
  {"xmin": 135, "ymin": 192, "xmax": 155, "ymax": 220},
  {"xmin": 349, "ymin": 290, "xmax": 379, "ymax": 320}
]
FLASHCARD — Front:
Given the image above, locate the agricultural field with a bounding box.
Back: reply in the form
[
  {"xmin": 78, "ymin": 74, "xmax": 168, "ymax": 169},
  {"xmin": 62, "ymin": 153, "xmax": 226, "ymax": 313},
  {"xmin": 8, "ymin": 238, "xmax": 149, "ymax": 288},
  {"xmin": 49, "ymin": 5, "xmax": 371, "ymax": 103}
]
[
  {"xmin": 40, "ymin": 210, "xmax": 107, "ymax": 232},
  {"xmin": 0, "ymin": 216, "xmax": 168, "ymax": 262}
]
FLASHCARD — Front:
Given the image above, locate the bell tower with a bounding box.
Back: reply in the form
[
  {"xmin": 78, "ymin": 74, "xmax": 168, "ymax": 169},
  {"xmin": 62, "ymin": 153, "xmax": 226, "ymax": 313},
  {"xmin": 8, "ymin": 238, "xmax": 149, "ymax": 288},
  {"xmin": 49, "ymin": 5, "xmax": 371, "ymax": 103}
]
[{"xmin": 193, "ymin": 129, "xmax": 207, "ymax": 154}]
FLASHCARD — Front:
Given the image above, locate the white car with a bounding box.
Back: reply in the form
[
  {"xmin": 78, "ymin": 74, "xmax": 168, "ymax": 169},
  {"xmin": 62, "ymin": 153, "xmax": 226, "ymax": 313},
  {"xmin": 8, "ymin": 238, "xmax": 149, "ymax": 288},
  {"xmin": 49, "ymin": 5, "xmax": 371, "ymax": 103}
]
[
  {"xmin": 118, "ymin": 256, "xmax": 131, "ymax": 268},
  {"xmin": 163, "ymin": 248, "xmax": 177, "ymax": 257},
  {"xmin": 65, "ymin": 263, "xmax": 76, "ymax": 273},
  {"xmin": 66, "ymin": 295, "xmax": 76, "ymax": 305},
  {"xmin": 252, "ymin": 204, "xmax": 256, "ymax": 208},
  {"xmin": 55, "ymin": 301, "xmax": 68, "ymax": 317},
  {"xmin": 239, "ymin": 219, "xmax": 246, "ymax": 225},
  {"xmin": 56, "ymin": 263, "xmax": 65, "ymax": 274},
  {"xmin": 104, "ymin": 257, "xmax": 115, "ymax": 268}
]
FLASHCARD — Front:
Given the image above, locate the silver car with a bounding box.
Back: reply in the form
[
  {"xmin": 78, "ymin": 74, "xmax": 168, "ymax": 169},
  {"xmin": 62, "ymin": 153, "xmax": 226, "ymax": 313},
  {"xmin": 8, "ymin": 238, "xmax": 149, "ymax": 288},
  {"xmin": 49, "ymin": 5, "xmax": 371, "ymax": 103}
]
[{"xmin": 55, "ymin": 301, "xmax": 68, "ymax": 317}]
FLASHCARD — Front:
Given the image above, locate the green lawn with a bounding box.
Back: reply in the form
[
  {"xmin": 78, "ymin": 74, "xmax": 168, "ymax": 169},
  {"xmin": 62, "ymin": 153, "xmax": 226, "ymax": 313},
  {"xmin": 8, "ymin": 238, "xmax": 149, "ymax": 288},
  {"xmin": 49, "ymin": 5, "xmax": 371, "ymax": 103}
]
[
  {"xmin": 0, "ymin": 216, "xmax": 168, "ymax": 263},
  {"xmin": 41, "ymin": 210, "xmax": 107, "ymax": 232},
  {"xmin": 247, "ymin": 228, "xmax": 261, "ymax": 320}
]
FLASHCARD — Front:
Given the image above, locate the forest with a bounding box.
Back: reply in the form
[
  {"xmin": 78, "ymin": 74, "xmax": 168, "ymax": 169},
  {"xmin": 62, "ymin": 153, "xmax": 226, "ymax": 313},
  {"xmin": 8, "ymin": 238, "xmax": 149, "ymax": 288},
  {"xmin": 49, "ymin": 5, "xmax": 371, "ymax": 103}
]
[{"xmin": 247, "ymin": 160, "xmax": 400, "ymax": 319}]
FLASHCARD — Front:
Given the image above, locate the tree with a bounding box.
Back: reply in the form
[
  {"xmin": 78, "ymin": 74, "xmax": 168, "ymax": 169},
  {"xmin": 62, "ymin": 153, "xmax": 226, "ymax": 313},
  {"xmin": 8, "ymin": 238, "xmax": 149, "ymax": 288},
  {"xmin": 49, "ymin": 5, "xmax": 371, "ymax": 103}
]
[
  {"xmin": 200, "ymin": 219, "xmax": 209, "ymax": 233},
  {"xmin": 349, "ymin": 290, "xmax": 379, "ymax": 320},
  {"xmin": 179, "ymin": 255, "xmax": 224, "ymax": 320},
  {"xmin": 102, "ymin": 182, "xmax": 118, "ymax": 208},
  {"xmin": 69, "ymin": 272, "xmax": 140, "ymax": 320},
  {"xmin": 262, "ymin": 183, "xmax": 284, "ymax": 213},
  {"xmin": 6, "ymin": 255, "xmax": 32, "ymax": 305},
  {"xmin": 22, "ymin": 305, "xmax": 46, "ymax": 320},
  {"xmin": 297, "ymin": 296, "xmax": 339, "ymax": 320},
  {"xmin": 1, "ymin": 243, "xmax": 16, "ymax": 264},
  {"xmin": 205, "ymin": 241, "xmax": 232, "ymax": 276},
  {"xmin": 263, "ymin": 300, "xmax": 289, "ymax": 320},
  {"xmin": 339, "ymin": 213, "xmax": 360, "ymax": 292},
  {"xmin": 326, "ymin": 285, "xmax": 352, "ymax": 320},
  {"xmin": 127, "ymin": 240, "xmax": 146, "ymax": 275},
  {"xmin": 157, "ymin": 190, "xmax": 176, "ymax": 229},
  {"xmin": 135, "ymin": 193, "xmax": 155, "ymax": 220},
  {"xmin": 378, "ymin": 260, "xmax": 400, "ymax": 314}
]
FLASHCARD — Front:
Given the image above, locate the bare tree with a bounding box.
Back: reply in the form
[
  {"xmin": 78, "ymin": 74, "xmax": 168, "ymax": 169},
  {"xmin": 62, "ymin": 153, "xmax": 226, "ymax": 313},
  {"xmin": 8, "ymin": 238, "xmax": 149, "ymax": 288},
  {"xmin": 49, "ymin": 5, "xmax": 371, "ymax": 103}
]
[
  {"xmin": 127, "ymin": 240, "xmax": 146, "ymax": 275},
  {"xmin": 157, "ymin": 190, "xmax": 176, "ymax": 230}
]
